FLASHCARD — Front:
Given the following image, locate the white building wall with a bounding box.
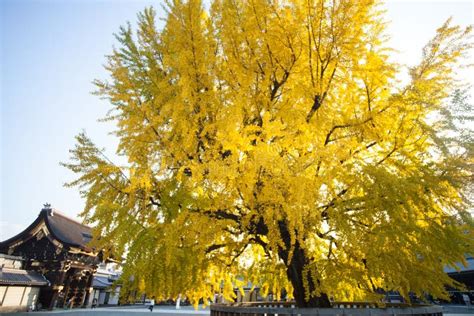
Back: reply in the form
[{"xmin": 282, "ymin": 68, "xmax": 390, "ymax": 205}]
[
  {"xmin": 98, "ymin": 291, "xmax": 106, "ymax": 305},
  {"xmin": 107, "ymin": 288, "xmax": 120, "ymax": 305},
  {"xmin": 93, "ymin": 261, "xmax": 123, "ymax": 306},
  {"xmin": 22, "ymin": 287, "xmax": 40, "ymax": 308},
  {"xmin": 19, "ymin": 287, "xmax": 31, "ymax": 306},
  {"xmin": 0, "ymin": 286, "xmax": 41, "ymax": 310},
  {"xmin": 0, "ymin": 286, "xmax": 7, "ymax": 305},
  {"xmin": 1, "ymin": 286, "xmax": 25, "ymax": 307}
]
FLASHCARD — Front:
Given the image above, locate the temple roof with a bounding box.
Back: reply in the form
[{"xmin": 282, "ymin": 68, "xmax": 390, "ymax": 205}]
[
  {"xmin": 92, "ymin": 275, "xmax": 113, "ymax": 289},
  {"xmin": 45, "ymin": 208, "xmax": 93, "ymax": 250},
  {"xmin": 445, "ymin": 256, "xmax": 474, "ymax": 274},
  {"xmin": 0, "ymin": 206, "xmax": 95, "ymax": 253},
  {"xmin": 0, "ymin": 267, "xmax": 49, "ymax": 286}
]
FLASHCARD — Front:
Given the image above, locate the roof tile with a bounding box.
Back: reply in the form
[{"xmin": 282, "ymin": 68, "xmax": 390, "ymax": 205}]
[{"xmin": 0, "ymin": 268, "xmax": 49, "ymax": 286}]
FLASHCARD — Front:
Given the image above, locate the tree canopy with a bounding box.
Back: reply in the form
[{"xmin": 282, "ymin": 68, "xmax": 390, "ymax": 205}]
[{"xmin": 63, "ymin": 0, "xmax": 473, "ymax": 308}]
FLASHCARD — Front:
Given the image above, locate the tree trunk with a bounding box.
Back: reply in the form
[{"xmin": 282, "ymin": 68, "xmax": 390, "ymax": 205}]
[
  {"xmin": 277, "ymin": 221, "xmax": 331, "ymax": 308},
  {"xmin": 285, "ymin": 244, "xmax": 331, "ymax": 307}
]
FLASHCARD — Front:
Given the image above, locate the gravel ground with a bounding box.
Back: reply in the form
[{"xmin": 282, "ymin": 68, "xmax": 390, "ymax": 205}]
[
  {"xmin": 4, "ymin": 304, "xmax": 473, "ymax": 315},
  {"xmin": 3, "ymin": 305, "xmax": 209, "ymax": 316}
]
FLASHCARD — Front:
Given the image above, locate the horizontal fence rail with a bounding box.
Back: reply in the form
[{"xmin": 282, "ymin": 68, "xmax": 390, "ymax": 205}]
[{"xmin": 210, "ymin": 302, "xmax": 443, "ymax": 316}]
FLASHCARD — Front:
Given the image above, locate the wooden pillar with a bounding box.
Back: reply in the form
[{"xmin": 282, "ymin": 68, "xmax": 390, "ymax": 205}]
[
  {"xmin": 48, "ymin": 266, "xmax": 68, "ymax": 309},
  {"xmin": 81, "ymin": 271, "xmax": 94, "ymax": 308}
]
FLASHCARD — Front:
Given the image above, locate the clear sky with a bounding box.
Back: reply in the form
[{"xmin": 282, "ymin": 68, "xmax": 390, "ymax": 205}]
[{"xmin": 0, "ymin": 0, "xmax": 473, "ymax": 240}]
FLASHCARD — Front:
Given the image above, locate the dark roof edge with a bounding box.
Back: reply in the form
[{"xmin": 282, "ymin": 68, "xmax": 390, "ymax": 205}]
[
  {"xmin": 1, "ymin": 207, "xmax": 98, "ymax": 256},
  {"xmin": 0, "ymin": 269, "xmax": 50, "ymax": 286},
  {"xmin": 0, "ymin": 210, "xmax": 45, "ymax": 250}
]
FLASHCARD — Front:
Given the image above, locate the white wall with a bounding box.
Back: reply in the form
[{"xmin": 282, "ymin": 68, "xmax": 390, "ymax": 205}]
[
  {"xmin": 1, "ymin": 286, "xmax": 25, "ymax": 306},
  {"xmin": 107, "ymin": 288, "xmax": 120, "ymax": 305},
  {"xmin": 0, "ymin": 286, "xmax": 40, "ymax": 309},
  {"xmin": 98, "ymin": 291, "xmax": 106, "ymax": 305},
  {"xmin": 0, "ymin": 286, "xmax": 6, "ymax": 304},
  {"xmin": 22, "ymin": 287, "xmax": 40, "ymax": 308}
]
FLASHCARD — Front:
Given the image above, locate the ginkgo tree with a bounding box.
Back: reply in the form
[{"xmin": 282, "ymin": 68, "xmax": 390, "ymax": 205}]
[{"xmin": 63, "ymin": 0, "xmax": 473, "ymax": 308}]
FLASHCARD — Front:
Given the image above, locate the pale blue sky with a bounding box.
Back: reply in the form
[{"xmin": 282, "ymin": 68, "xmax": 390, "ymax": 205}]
[{"xmin": 0, "ymin": 1, "xmax": 473, "ymax": 240}]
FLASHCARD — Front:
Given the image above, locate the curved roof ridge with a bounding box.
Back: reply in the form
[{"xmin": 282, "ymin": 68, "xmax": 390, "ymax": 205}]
[
  {"xmin": 0, "ymin": 212, "xmax": 44, "ymax": 249},
  {"xmin": 48, "ymin": 208, "xmax": 91, "ymax": 229},
  {"xmin": 43, "ymin": 208, "xmax": 94, "ymax": 252},
  {"xmin": 1, "ymin": 207, "xmax": 96, "ymax": 254}
]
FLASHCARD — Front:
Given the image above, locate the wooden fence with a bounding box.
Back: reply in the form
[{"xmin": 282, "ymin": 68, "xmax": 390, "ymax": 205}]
[{"xmin": 210, "ymin": 301, "xmax": 443, "ymax": 316}]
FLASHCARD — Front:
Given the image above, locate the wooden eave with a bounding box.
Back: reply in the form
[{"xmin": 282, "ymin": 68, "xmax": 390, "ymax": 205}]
[{"xmin": 0, "ymin": 209, "xmax": 98, "ymax": 258}]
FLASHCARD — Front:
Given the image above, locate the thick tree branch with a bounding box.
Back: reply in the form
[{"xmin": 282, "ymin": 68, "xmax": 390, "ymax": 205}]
[{"xmin": 324, "ymin": 117, "xmax": 374, "ymax": 145}]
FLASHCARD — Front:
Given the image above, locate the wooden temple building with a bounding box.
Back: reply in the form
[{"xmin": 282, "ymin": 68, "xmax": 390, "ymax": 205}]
[{"xmin": 0, "ymin": 204, "xmax": 101, "ymax": 309}]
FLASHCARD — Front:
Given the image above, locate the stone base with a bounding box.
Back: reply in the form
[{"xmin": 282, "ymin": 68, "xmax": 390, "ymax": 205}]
[
  {"xmin": 210, "ymin": 303, "xmax": 443, "ymax": 316},
  {"xmin": 0, "ymin": 306, "xmax": 29, "ymax": 313}
]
